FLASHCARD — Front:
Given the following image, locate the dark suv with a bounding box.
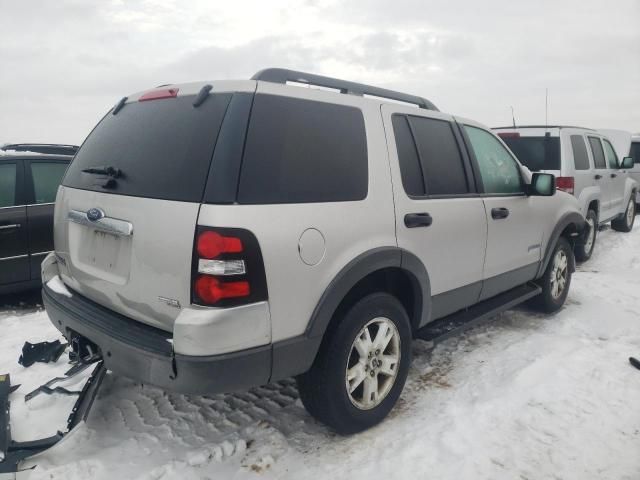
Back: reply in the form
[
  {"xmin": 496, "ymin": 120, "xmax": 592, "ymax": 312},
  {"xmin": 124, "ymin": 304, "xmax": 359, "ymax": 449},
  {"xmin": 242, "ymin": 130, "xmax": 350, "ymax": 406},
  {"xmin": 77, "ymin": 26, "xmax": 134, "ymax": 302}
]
[{"xmin": 0, "ymin": 151, "xmax": 71, "ymax": 294}]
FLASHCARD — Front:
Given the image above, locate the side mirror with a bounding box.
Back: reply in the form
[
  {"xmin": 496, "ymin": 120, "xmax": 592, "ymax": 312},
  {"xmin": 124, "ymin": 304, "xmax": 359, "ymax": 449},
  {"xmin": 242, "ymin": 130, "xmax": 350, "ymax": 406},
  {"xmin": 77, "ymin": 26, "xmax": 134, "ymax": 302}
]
[
  {"xmin": 621, "ymin": 156, "xmax": 634, "ymax": 169},
  {"xmin": 529, "ymin": 172, "xmax": 556, "ymax": 196}
]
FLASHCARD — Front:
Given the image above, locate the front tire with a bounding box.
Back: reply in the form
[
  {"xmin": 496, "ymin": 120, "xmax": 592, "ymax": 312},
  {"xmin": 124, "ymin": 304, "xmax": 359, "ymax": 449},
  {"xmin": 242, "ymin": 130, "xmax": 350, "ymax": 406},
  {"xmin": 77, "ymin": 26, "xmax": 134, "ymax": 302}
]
[
  {"xmin": 296, "ymin": 293, "xmax": 412, "ymax": 434},
  {"xmin": 574, "ymin": 209, "xmax": 597, "ymax": 262},
  {"xmin": 611, "ymin": 197, "xmax": 636, "ymax": 232},
  {"xmin": 531, "ymin": 237, "xmax": 573, "ymax": 313}
]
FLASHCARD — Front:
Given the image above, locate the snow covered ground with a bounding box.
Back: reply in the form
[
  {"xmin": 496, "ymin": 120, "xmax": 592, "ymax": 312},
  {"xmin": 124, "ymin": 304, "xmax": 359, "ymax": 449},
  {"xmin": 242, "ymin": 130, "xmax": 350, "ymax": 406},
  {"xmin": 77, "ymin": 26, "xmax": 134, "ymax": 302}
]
[{"xmin": 1, "ymin": 226, "xmax": 640, "ymax": 479}]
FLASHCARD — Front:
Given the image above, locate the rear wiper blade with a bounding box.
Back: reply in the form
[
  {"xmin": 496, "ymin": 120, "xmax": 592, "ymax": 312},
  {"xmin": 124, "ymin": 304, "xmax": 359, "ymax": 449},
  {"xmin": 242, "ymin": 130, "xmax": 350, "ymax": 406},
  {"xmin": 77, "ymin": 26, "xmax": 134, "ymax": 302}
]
[{"xmin": 81, "ymin": 166, "xmax": 123, "ymax": 178}]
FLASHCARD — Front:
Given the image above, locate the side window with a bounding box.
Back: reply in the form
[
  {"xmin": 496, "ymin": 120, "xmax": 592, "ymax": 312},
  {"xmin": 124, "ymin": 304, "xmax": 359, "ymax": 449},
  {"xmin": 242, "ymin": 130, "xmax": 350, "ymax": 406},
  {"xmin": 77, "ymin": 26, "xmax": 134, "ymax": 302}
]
[
  {"xmin": 392, "ymin": 115, "xmax": 424, "ymax": 196},
  {"xmin": 407, "ymin": 116, "xmax": 469, "ymax": 195},
  {"xmin": 464, "ymin": 125, "xmax": 523, "ymax": 194},
  {"xmin": 602, "ymin": 139, "xmax": 619, "ymax": 169},
  {"xmin": 0, "ymin": 163, "xmax": 17, "ymax": 208},
  {"xmin": 631, "ymin": 142, "xmax": 640, "ymax": 165},
  {"xmin": 588, "ymin": 137, "xmax": 607, "ymax": 169},
  {"xmin": 570, "ymin": 135, "xmax": 590, "ymax": 170},
  {"xmin": 238, "ymin": 94, "xmax": 368, "ymax": 204},
  {"xmin": 30, "ymin": 162, "xmax": 68, "ymax": 204}
]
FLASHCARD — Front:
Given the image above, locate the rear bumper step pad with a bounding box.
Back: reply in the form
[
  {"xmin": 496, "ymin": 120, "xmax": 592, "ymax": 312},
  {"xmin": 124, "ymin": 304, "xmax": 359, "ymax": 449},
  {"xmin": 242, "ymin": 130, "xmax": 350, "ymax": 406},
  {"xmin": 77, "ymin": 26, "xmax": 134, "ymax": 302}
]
[{"xmin": 0, "ymin": 362, "xmax": 106, "ymax": 476}]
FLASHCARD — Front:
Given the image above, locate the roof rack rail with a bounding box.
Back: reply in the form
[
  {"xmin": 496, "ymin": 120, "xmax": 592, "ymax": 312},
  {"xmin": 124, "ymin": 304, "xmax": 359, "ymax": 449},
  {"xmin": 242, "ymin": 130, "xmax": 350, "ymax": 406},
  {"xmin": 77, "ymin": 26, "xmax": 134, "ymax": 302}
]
[
  {"xmin": 493, "ymin": 125, "xmax": 595, "ymax": 131},
  {"xmin": 1, "ymin": 143, "xmax": 79, "ymax": 155},
  {"xmin": 251, "ymin": 68, "xmax": 439, "ymax": 111}
]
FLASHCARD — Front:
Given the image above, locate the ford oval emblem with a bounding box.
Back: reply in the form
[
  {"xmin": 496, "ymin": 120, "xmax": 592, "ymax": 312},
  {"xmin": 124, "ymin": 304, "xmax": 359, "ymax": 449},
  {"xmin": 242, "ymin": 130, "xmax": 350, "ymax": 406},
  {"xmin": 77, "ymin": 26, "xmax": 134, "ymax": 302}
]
[{"xmin": 86, "ymin": 207, "xmax": 105, "ymax": 222}]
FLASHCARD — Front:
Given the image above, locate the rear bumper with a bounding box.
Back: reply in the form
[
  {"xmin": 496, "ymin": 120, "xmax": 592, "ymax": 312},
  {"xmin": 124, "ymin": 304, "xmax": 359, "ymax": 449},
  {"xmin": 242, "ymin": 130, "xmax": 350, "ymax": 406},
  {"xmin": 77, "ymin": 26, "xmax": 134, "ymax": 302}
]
[{"xmin": 42, "ymin": 283, "xmax": 271, "ymax": 395}]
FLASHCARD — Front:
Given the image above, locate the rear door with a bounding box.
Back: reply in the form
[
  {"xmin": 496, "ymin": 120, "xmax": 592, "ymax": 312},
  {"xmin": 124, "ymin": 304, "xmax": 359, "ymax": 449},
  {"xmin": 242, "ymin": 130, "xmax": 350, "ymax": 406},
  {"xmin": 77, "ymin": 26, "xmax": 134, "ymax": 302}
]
[
  {"xmin": 54, "ymin": 83, "xmax": 252, "ymax": 331},
  {"xmin": 383, "ymin": 105, "xmax": 487, "ymax": 320},
  {"xmin": 587, "ymin": 136, "xmax": 612, "ymax": 219},
  {"xmin": 602, "ymin": 138, "xmax": 625, "ymax": 215},
  {"xmin": 0, "ymin": 159, "xmax": 29, "ymax": 286},
  {"xmin": 461, "ymin": 123, "xmax": 542, "ymax": 300},
  {"xmin": 24, "ymin": 158, "xmax": 70, "ymax": 279}
]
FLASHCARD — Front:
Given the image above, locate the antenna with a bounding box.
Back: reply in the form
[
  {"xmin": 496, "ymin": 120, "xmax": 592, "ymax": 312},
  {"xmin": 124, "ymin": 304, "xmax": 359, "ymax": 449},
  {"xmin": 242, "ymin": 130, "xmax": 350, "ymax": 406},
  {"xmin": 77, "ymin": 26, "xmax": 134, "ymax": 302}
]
[
  {"xmin": 510, "ymin": 106, "xmax": 516, "ymax": 128},
  {"xmin": 545, "ymin": 88, "xmax": 549, "ymax": 131}
]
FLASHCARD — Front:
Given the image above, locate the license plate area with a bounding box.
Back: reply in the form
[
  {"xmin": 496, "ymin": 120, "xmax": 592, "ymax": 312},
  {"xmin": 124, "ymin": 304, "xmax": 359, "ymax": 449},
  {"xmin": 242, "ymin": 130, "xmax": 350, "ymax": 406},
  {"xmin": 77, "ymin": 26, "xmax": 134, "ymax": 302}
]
[{"xmin": 68, "ymin": 222, "xmax": 132, "ymax": 285}]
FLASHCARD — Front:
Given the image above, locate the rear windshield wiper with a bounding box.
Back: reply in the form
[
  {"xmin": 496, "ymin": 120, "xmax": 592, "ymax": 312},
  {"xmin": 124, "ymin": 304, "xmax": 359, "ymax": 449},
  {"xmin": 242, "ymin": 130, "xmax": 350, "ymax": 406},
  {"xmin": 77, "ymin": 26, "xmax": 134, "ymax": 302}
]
[{"xmin": 81, "ymin": 166, "xmax": 123, "ymax": 178}]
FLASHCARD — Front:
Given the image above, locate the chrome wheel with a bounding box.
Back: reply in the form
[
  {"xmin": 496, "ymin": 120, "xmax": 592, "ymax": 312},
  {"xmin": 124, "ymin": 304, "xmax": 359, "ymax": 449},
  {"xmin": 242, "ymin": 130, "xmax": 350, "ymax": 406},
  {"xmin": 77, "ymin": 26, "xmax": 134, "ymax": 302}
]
[
  {"xmin": 626, "ymin": 199, "xmax": 635, "ymax": 227},
  {"xmin": 550, "ymin": 250, "xmax": 568, "ymax": 300},
  {"xmin": 346, "ymin": 317, "xmax": 401, "ymax": 410},
  {"xmin": 584, "ymin": 216, "xmax": 596, "ymax": 254}
]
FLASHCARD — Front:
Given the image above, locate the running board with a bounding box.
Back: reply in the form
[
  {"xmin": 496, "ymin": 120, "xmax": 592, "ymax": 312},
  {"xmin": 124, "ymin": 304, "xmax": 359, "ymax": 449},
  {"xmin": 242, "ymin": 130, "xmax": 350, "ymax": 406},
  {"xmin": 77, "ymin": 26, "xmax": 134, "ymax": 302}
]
[
  {"xmin": 417, "ymin": 283, "xmax": 542, "ymax": 343},
  {"xmin": 0, "ymin": 362, "xmax": 106, "ymax": 476}
]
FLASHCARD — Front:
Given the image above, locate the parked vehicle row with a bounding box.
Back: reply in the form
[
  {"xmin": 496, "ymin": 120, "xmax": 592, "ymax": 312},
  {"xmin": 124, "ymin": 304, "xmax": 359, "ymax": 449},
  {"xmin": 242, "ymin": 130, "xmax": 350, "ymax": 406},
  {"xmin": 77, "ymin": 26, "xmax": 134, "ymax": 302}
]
[
  {"xmin": 494, "ymin": 126, "xmax": 637, "ymax": 261},
  {"xmin": 3, "ymin": 69, "xmax": 636, "ymax": 434}
]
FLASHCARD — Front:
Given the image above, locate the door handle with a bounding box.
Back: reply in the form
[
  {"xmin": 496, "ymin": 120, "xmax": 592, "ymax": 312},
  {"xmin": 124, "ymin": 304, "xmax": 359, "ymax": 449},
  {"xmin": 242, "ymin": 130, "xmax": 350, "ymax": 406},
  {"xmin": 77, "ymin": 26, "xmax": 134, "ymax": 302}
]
[
  {"xmin": 594, "ymin": 174, "xmax": 602, "ymax": 180},
  {"xmin": 491, "ymin": 207, "xmax": 510, "ymax": 220},
  {"xmin": 404, "ymin": 212, "xmax": 433, "ymax": 228},
  {"xmin": 610, "ymin": 173, "xmax": 617, "ymax": 178},
  {"xmin": 0, "ymin": 224, "xmax": 21, "ymax": 231}
]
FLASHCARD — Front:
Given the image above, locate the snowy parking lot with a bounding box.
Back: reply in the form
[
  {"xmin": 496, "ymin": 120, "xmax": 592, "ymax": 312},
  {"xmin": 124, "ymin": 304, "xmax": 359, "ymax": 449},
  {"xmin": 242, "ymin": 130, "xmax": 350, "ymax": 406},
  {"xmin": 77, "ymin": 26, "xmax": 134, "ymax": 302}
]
[{"xmin": 1, "ymin": 226, "xmax": 639, "ymax": 480}]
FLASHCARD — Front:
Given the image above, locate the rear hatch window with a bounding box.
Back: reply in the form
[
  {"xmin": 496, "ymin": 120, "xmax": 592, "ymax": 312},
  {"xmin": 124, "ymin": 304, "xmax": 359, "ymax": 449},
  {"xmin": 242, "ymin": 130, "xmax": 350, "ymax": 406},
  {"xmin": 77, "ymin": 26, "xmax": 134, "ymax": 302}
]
[
  {"xmin": 501, "ymin": 136, "xmax": 561, "ymax": 171},
  {"xmin": 63, "ymin": 94, "xmax": 232, "ymax": 202}
]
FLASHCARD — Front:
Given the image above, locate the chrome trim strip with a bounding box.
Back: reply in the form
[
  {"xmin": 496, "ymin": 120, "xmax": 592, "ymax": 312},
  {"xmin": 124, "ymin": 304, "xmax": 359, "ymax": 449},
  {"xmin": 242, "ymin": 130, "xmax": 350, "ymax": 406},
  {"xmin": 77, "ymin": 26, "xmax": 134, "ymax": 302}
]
[
  {"xmin": 68, "ymin": 210, "xmax": 133, "ymax": 237},
  {"xmin": 0, "ymin": 205, "xmax": 26, "ymax": 210},
  {"xmin": 0, "ymin": 254, "xmax": 28, "ymax": 261},
  {"xmin": 31, "ymin": 250, "xmax": 53, "ymax": 257},
  {"xmin": 0, "ymin": 224, "xmax": 21, "ymax": 230},
  {"xmin": 27, "ymin": 202, "xmax": 55, "ymax": 207}
]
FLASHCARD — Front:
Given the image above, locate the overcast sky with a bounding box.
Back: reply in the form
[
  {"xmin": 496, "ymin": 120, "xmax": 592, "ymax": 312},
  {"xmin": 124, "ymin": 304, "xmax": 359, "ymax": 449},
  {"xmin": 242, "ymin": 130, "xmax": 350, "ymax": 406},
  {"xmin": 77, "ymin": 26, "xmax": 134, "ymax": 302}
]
[{"xmin": 1, "ymin": 0, "xmax": 639, "ymax": 145}]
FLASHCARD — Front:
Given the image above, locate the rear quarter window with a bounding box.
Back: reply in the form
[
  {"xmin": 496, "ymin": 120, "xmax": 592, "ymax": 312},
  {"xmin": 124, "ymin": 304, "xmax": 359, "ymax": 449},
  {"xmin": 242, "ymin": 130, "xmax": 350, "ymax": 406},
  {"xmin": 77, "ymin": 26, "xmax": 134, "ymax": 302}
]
[
  {"xmin": 63, "ymin": 94, "xmax": 232, "ymax": 202},
  {"xmin": 237, "ymin": 94, "xmax": 368, "ymax": 204}
]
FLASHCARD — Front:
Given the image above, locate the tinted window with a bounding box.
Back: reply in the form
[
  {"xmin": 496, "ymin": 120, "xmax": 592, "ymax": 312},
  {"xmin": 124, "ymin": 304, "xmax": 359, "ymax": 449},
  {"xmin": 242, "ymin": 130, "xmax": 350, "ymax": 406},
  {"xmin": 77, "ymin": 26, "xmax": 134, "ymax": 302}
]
[
  {"xmin": 392, "ymin": 115, "xmax": 424, "ymax": 196},
  {"xmin": 407, "ymin": 116, "xmax": 468, "ymax": 195},
  {"xmin": 602, "ymin": 139, "xmax": 619, "ymax": 169},
  {"xmin": 588, "ymin": 137, "xmax": 606, "ymax": 169},
  {"xmin": 0, "ymin": 163, "xmax": 17, "ymax": 207},
  {"xmin": 238, "ymin": 95, "xmax": 368, "ymax": 204},
  {"xmin": 464, "ymin": 126, "xmax": 523, "ymax": 194},
  {"xmin": 631, "ymin": 142, "xmax": 640, "ymax": 165},
  {"xmin": 63, "ymin": 94, "xmax": 232, "ymax": 202},
  {"xmin": 501, "ymin": 136, "xmax": 560, "ymax": 171},
  {"xmin": 30, "ymin": 162, "xmax": 68, "ymax": 204},
  {"xmin": 570, "ymin": 135, "xmax": 590, "ymax": 170}
]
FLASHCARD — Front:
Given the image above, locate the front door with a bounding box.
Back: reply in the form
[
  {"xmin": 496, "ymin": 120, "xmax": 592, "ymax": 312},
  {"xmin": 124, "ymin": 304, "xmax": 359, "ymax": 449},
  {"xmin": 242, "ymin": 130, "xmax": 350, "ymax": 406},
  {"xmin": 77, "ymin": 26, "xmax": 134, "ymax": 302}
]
[
  {"xmin": 460, "ymin": 123, "xmax": 543, "ymax": 300},
  {"xmin": 382, "ymin": 105, "xmax": 487, "ymax": 322},
  {"xmin": 0, "ymin": 160, "xmax": 29, "ymax": 286}
]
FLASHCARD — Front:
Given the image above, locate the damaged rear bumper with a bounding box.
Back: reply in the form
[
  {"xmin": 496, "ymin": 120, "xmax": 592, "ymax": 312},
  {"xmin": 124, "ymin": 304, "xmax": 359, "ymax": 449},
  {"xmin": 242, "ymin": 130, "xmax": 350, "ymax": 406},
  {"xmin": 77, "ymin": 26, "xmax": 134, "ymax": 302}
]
[{"xmin": 42, "ymin": 283, "xmax": 271, "ymax": 395}]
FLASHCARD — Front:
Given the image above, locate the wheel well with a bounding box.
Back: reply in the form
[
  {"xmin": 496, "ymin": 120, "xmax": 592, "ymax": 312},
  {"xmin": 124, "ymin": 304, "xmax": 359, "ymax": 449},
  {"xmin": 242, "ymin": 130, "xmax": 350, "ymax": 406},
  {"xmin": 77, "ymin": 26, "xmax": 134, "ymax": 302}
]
[
  {"xmin": 328, "ymin": 268, "xmax": 422, "ymax": 337},
  {"xmin": 587, "ymin": 200, "xmax": 599, "ymax": 217}
]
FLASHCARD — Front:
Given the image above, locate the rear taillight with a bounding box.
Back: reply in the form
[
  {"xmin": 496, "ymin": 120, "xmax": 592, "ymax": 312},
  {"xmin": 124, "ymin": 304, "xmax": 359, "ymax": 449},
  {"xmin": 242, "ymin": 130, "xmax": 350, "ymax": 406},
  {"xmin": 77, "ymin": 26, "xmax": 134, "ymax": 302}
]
[
  {"xmin": 191, "ymin": 227, "xmax": 267, "ymax": 307},
  {"xmin": 556, "ymin": 176, "xmax": 575, "ymax": 195}
]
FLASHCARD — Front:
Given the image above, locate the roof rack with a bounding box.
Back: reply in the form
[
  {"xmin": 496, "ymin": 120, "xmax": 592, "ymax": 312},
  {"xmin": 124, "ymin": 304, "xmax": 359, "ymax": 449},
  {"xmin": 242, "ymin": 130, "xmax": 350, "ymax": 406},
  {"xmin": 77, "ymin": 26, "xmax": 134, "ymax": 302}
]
[
  {"xmin": 1, "ymin": 143, "xmax": 79, "ymax": 155},
  {"xmin": 493, "ymin": 125, "xmax": 595, "ymax": 131},
  {"xmin": 251, "ymin": 68, "xmax": 439, "ymax": 111}
]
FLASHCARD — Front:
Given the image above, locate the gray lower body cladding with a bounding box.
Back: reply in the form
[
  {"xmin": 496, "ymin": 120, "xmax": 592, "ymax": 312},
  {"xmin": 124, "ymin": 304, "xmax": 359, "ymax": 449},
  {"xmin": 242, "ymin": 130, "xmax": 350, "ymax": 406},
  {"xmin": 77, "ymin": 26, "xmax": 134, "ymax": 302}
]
[{"xmin": 42, "ymin": 284, "xmax": 271, "ymax": 395}]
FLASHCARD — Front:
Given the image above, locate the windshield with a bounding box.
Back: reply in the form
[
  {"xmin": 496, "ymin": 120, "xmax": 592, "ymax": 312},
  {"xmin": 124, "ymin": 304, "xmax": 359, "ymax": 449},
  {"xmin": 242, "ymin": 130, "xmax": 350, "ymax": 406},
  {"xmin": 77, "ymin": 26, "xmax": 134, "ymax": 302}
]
[
  {"xmin": 63, "ymin": 93, "xmax": 232, "ymax": 202},
  {"xmin": 501, "ymin": 136, "xmax": 561, "ymax": 171}
]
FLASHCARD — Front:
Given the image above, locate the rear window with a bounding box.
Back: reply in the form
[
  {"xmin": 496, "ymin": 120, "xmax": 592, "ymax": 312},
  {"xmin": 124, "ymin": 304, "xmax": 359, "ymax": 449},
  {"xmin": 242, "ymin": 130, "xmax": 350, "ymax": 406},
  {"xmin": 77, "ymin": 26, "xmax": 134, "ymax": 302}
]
[
  {"xmin": 63, "ymin": 94, "xmax": 232, "ymax": 202},
  {"xmin": 570, "ymin": 135, "xmax": 590, "ymax": 170},
  {"xmin": 632, "ymin": 142, "xmax": 640, "ymax": 165},
  {"xmin": 238, "ymin": 94, "xmax": 368, "ymax": 204},
  {"xmin": 501, "ymin": 136, "xmax": 560, "ymax": 171}
]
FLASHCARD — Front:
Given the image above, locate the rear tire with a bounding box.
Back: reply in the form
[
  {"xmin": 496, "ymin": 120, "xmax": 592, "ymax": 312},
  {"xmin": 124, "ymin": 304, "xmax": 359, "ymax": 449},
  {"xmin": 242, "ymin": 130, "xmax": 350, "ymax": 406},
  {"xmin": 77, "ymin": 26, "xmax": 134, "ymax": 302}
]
[
  {"xmin": 611, "ymin": 197, "xmax": 635, "ymax": 232},
  {"xmin": 574, "ymin": 209, "xmax": 597, "ymax": 262},
  {"xmin": 296, "ymin": 293, "xmax": 412, "ymax": 434},
  {"xmin": 531, "ymin": 237, "xmax": 573, "ymax": 313}
]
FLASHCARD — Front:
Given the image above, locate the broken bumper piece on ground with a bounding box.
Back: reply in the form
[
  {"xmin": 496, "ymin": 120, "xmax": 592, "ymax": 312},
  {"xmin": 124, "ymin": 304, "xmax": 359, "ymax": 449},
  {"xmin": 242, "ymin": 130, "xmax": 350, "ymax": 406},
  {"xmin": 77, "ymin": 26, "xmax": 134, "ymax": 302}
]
[{"xmin": 0, "ymin": 361, "xmax": 106, "ymax": 476}]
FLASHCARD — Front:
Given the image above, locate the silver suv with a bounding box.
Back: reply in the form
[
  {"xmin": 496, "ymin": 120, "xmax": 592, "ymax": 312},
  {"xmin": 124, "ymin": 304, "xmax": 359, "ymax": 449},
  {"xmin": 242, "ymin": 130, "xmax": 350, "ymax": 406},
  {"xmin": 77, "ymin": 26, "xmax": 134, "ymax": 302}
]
[
  {"xmin": 41, "ymin": 69, "xmax": 585, "ymax": 434},
  {"xmin": 494, "ymin": 126, "xmax": 637, "ymax": 261}
]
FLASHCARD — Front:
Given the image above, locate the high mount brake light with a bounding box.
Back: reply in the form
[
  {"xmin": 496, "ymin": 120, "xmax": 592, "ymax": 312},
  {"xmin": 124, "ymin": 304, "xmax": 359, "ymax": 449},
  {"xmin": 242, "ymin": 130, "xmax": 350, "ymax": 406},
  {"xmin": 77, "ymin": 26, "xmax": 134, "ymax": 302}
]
[
  {"xmin": 139, "ymin": 88, "xmax": 179, "ymax": 102},
  {"xmin": 191, "ymin": 227, "xmax": 267, "ymax": 307},
  {"xmin": 556, "ymin": 176, "xmax": 575, "ymax": 195},
  {"xmin": 497, "ymin": 132, "xmax": 520, "ymax": 139}
]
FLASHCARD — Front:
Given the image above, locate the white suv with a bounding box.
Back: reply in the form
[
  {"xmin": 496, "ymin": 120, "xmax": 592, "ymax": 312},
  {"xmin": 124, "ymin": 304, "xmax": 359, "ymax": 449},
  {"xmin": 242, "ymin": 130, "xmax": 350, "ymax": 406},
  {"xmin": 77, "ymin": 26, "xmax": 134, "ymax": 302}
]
[
  {"xmin": 494, "ymin": 126, "xmax": 637, "ymax": 261},
  {"xmin": 42, "ymin": 69, "xmax": 585, "ymax": 433}
]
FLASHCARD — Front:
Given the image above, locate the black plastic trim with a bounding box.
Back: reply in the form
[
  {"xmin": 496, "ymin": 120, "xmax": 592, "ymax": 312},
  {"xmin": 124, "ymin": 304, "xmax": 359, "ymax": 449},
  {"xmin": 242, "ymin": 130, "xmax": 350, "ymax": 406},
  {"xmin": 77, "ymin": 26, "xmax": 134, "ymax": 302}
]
[
  {"xmin": 537, "ymin": 212, "xmax": 585, "ymax": 278},
  {"xmin": 480, "ymin": 262, "xmax": 539, "ymax": 301},
  {"xmin": 430, "ymin": 281, "xmax": 482, "ymax": 320}
]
